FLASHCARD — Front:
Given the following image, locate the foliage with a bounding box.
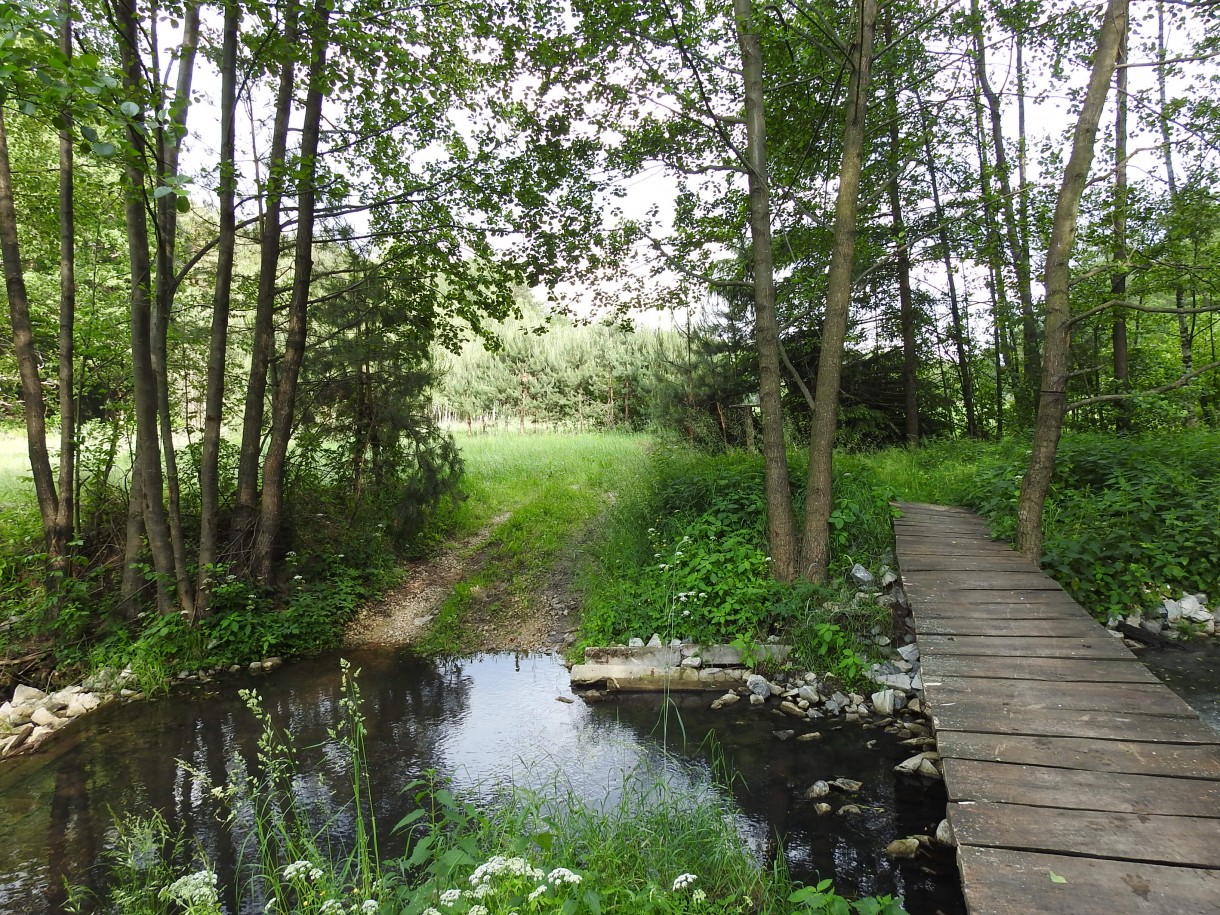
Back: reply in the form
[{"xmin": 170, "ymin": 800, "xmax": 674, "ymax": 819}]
[{"xmin": 72, "ymin": 664, "xmax": 906, "ymax": 915}]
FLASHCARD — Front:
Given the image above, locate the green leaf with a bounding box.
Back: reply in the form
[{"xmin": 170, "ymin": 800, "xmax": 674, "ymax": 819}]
[
  {"xmin": 120, "ymin": 101, "xmax": 140, "ymax": 117},
  {"xmin": 1049, "ymin": 871, "xmax": 1067, "ymax": 884},
  {"xmin": 176, "ymin": 196, "xmax": 191, "ymax": 213},
  {"xmin": 153, "ymin": 185, "xmax": 175, "ymax": 199},
  {"xmin": 91, "ymin": 141, "xmax": 116, "ymax": 157}
]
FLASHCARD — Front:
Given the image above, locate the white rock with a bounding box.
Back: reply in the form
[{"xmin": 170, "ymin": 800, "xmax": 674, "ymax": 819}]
[
  {"xmin": 886, "ymin": 838, "xmax": 921, "ymax": 859},
  {"xmin": 910, "ymin": 673, "xmax": 923, "ymax": 691},
  {"xmin": 872, "ymin": 690, "xmax": 895, "ymax": 716},
  {"xmin": 749, "ymin": 694, "xmax": 765, "ymax": 706},
  {"xmin": 813, "ymin": 802, "xmax": 831, "ymax": 815},
  {"xmin": 850, "ymin": 563, "xmax": 874, "ymax": 587},
  {"xmin": 680, "ymin": 655, "xmax": 702, "ymax": 669},
  {"xmin": 797, "ymin": 685, "xmax": 820, "ymax": 704},
  {"xmin": 627, "ymin": 637, "xmax": 645, "ymax": 648},
  {"xmin": 1180, "ymin": 594, "xmax": 1203, "ymax": 614},
  {"xmin": 897, "ymin": 643, "xmax": 920, "ymax": 664},
  {"xmin": 710, "ymin": 692, "xmax": 741, "ymax": 710},
  {"xmin": 1163, "ymin": 598, "xmax": 1182, "ymax": 622},
  {"xmin": 646, "ymin": 633, "xmax": 663, "ymax": 648},
  {"xmin": 935, "ymin": 819, "xmax": 955, "ymax": 846},
  {"xmin": 30, "ymin": 707, "xmax": 61, "ymax": 728},
  {"xmin": 0, "ymin": 701, "xmax": 12, "ymax": 721},
  {"xmin": 12, "ymin": 685, "xmax": 46, "ymax": 705},
  {"xmin": 805, "ymin": 780, "xmax": 830, "ymax": 799}
]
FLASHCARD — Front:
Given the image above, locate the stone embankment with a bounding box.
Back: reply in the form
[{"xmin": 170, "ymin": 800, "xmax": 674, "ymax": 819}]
[{"xmin": 0, "ymin": 657, "xmax": 284, "ymax": 759}]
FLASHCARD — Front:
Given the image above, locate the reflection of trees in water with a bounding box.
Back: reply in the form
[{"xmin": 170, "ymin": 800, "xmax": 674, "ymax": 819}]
[{"xmin": 0, "ymin": 649, "xmax": 473, "ymax": 914}]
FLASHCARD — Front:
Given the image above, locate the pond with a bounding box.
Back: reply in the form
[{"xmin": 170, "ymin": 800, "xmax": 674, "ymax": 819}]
[{"xmin": 0, "ymin": 650, "xmax": 965, "ymax": 914}]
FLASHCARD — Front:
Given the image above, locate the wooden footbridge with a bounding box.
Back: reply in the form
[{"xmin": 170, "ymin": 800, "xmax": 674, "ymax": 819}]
[{"xmin": 892, "ymin": 503, "xmax": 1220, "ymax": 915}]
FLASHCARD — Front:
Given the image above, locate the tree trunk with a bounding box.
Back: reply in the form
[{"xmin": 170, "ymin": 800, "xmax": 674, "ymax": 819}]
[
  {"xmin": 1016, "ymin": 0, "xmax": 1127, "ymax": 559},
  {"xmin": 1111, "ymin": 15, "xmax": 1133, "ymax": 432},
  {"xmin": 152, "ymin": 3, "xmax": 200, "ymax": 615},
  {"xmin": 54, "ymin": 0, "xmax": 76, "ymax": 575},
  {"xmin": 885, "ymin": 24, "xmax": 918, "ymax": 448},
  {"xmin": 196, "ymin": 0, "xmax": 240, "ymax": 617},
  {"xmin": 916, "ymin": 88, "xmax": 977, "ymax": 438},
  {"xmin": 970, "ymin": 0, "xmax": 1039, "ymax": 425},
  {"xmin": 234, "ymin": 0, "xmax": 300, "ymax": 533},
  {"xmin": 116, "ymin": 0, "xmax": 175, "ymax": 613},
  {"xmin": 733, "ymin": 0, "xmax": 798, "ymax": 582},
  {"xmin": 0, "ymin": 109, "xmax": 60, "ymax": 552},
  {"xmin": 253, "ymin": 0, "xmax": 331, "ymax": 583},
  {"xmin": 799, "ymin": 0, "xmax": 878, "ymax": 583}
]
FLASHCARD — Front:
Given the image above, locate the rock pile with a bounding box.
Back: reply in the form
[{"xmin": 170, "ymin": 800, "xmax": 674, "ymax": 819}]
[
  {"xmin": 0, "ymin": 683, "xmax": 105, "ymax": 757},
  {"xmin": 1108, "ymin": 591, "xmax": 1216, "ymax": 639}
]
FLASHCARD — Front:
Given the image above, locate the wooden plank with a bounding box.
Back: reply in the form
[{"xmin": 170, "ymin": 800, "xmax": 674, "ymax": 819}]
[
  {"xmin": 912, "ymin": 602, "xmax": 1091, "ymax": 621},
  {"xmin": 915, "ymin": 617, "xmax": 1103, "ymax": 637},
  {"xmin": 936, "ymin": 732, "xmax": 1220, "ymax": 779},
  {"xmin": 956, "ymin": 846, "xmax": 1220, "ymax": 915},
  {"xmin": 923, "ymin": 676, "xmax": 1199, "ymax": 718},
  {"xmin": 949, "ymin": 801, "xmax": 1220, "ymax": 868},
  {"xmin": 908, "ymin": 572, "xmax": 1066, "ymax": 591},
  {"xmin": 917, "ymin": 634, "xmax": 1133, "ymax": 660},
  {"xmin": 930, "ymin": 698, "xmax": 1220, "ymax": 743},
  {"xmin": 914, "ymin": 590, "xmax": 1083, "ymax": 606},
  {"xmin": 899, "ymin": 556, "xmax": 1040, "ymax": 572},
  {"xmin": 942, "ymin": 758, "xmax": 1220, "ymax": 816},
  {"xmin": 918, "ymin": 653, "xmax": 1158, "ymax": 683}
]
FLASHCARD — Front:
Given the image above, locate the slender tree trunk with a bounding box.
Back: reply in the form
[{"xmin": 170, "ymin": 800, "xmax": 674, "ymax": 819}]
[
  {"xmin": 733, "ymin": 0, "xmax": 798, "ymax": 582},
  {"xmin": 800, "ymin": 0, "xmax": 878, "ymax": 583},
  {"xmin": 53, "ymin": 0, "xmax": 77, "ymax": 575},
  {"xmin": 1111, "ymin": 15, "xmax": 1133, "ymax": 432},
  {"xmin": 151, "ymin": 3, "xmax": 200, "ymax": 615},
  {"xmin": 1016, "ymin": 0, "xmax": 1127, "ymax": 559},
  {"xmin": 119, "ymin": 460, "xmax": 146, "ymax": 615},
  {"xmin": 917, "ymin": 89, "xmax": 977, "ymax": 438},
  {"xmin": 885, "ymin": 24, "xmax": 918, "ymax": 447},
  {"xmin": 970, "ymin": 0, "xmax": 1039, "ymax": 424},
  {"xmin": 253, "ymin": 0, "xmax": 331, "ymax": 583},
  {"xmin": 196, "ymin": 0, "xmax": 240, "ymax": 617},
  {"xmin": 116, "ymin": 0, "xmax": 175, "ymax": 613},
  {"xmin": 0, "ymin": 109, "xmax": 60, "ymax": 550},
  {"xmin": 234, "ymin": 0, "xmax": 300, "ymax": 533}
]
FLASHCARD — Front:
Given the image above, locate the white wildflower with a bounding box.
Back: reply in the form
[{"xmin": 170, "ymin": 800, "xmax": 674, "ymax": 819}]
[
  {"xmin": 439, "ymin": 888, "xmax": 462, "ymax": 905},
  {"xmin": 319, "ymin": 901, "xmax": 343, "ymax": 915},
  {"xmin": 693, "ymin": 888, "xmax": 707, "ymax": 903},
  {"xmin": 360, "ymin": 901, "xmax": 379, "ymax": 914},
  {"xmin": 471, "ymin": 883, "xmax": 492, "ymax": 899},
  {"xmin": 528, "ymin": 885, "xmax": 548, "ymax": 902},
  {"xmin": 421, "ymin": 909, "xmax": 442, "ymax": 915},
  {"xmin": 547, "ymin": 868, "xmax": 582, "ymax": 885},
  {"xmin": 282, "ymin": 860, "xmax": 323, "ymax": 882},
  {"xmin": 469, "ymin": 907, "xmax": 489, "ymax": 915},
  {"xmin": 162, "ymin": 869, "xmax": 219, "ymax": 907},
  {"xmin": 673, "ymin": 873, "xmax": 699, "ymax": 891}
]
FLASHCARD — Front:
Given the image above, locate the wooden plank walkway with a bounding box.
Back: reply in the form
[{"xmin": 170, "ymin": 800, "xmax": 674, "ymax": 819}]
[{"xmin": 892, "ymin": 502, "xmax": 1220, "ymax": 915}]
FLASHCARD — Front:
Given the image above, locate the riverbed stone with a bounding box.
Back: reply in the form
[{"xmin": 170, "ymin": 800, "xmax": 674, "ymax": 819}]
[
  {"xmin": 710, "ymin": 692, "xmax": 741, "ymax": 710},
  {"xmin": 779, "ymin": 701, "xmax": 805, "ymax": 718},
  {"xmin": 804, "ymin": 780, "xmax": 830, "ymax": 799},
  {"xmin": 797, "ymin": 732, "xmax": 823, "ymax": 742},
  {"xmin": 773, "ymin": 729, "xmax": 795, "ymax": 741},
  {"xmin": 797, "ymin": 685, "xmax": 820, "ymax": 704},
  {"xmin": 837, "ymin": 804, "xmax": 863, "ymax": 816},
  {"xmin": 745, "ymin": 674, "xmax": 771, "ymax": 698},
  {"xmin": 897, "ymin": 643, "xmax": 920, "ymax": 664},
  {"xmin": 749, "ymin": 694, "xmax": 765, "ymax": 706},
  {"xmin": 813, "ymin": 803, "xmax": 831, "ymax": 816},
  {"xmin": 935, "ymin": 819, "xmax": 955, "ymax": 846},
  {"xmin": 885, "ymin": 838, "xmax": 921, "ymax": 859},
  {"xmin": 12, "ymin": 685, "xmax": 46, "ymax": 705},
  {"xmin": 30, "ymin": 707, "xmax": 60, "ymax": 728},
  {"xmin": 850, "ymin": 564, "xmax": 874, "ymax": 587},
  {"xmin": 830, "ymin": 777, "xmax": 862, "ymax": 793}
]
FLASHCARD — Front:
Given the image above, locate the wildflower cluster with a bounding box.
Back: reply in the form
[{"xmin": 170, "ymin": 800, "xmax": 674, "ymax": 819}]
[{"xmin": 160, "ymin": 869, "xmax": 220, "ymax": 912}]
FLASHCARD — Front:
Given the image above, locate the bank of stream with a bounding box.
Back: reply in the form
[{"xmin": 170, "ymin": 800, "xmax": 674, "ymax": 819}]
[{"xmin": 0, "ymin": 649, "xmax": 965, "ymax": 914}]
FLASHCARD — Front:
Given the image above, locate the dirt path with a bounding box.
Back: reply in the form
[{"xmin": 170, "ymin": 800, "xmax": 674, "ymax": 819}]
[{"xmin": 344, "ymin": 513, "xmax": 587, "ymax": 652}]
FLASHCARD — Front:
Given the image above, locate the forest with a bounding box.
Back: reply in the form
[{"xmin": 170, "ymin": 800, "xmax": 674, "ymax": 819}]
[{"xmin": 1, "ymin": 0, "xmax": 1218, "ymax": 681}]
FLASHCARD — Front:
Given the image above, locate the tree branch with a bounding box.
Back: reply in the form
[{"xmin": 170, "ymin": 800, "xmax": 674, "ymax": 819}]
[{"xmin": 1068, "ymin": 360, "xmax": 1220, "ymax": 410}]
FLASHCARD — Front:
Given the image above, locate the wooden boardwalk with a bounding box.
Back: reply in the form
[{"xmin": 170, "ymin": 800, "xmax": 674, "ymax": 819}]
[{"xmin": 892, "ymin": 503, "xmax": 1220, "ymax": 915}]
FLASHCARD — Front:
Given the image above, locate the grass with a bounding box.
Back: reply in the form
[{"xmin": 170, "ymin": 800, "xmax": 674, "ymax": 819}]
[{"xmin": 415, "ymin": 432, "xmax": 652, "ymax": 654}]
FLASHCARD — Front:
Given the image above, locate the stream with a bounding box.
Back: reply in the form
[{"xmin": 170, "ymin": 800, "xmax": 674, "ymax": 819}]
[{"xmin": 0, "ymin": 649, "xmax": 966, "ymax": 914}]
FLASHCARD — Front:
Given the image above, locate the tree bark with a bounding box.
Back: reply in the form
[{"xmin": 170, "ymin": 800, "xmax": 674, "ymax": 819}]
[
  {"xmin": 196, "ymin": 0, "xmax": 241, "ymax": 617},
  {"xmin": 1016, "ymin": 0, "xmax": 1128, "ymax": 560},
  {"xmin": 54, "ymin": 0, "xmax": 76, "ymax": 574},
  {"xmin": 253, "ymin": 0, "xmax": 331, "ymax": 583},
  {"xmin": 234, "ymin": 0, "xmax": 300, "ymax": 535},
  {"xmin": 970, "ymin": 0, "xmax": 1039, "ymax": 425},
  {"xmin": 151, "ymin": 3, "xmax": 200, "ymax": 615},
  {"xmin": 1111, "ymin": 14, "xmax": 1133, "ymax": 432},
  {"xmin": 732, "ymin": 0, "xmax": 798, "ymax": 582},
  {"xmin": 799, "ymin": 0, "xmax": 878, "ymax": 583},
  {"xmin": 0, "ymin": 108, "xmax": 60, "ymax": 552},
  {"xmin": 115, "ymin": 0, "xmax": 175, "ymax": 613}
]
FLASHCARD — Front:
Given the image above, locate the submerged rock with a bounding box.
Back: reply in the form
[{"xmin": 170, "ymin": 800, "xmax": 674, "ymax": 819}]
[
  {"xmin": 885, "ymin": 838, "xmax": 921, "ymax": 859},
  {"xmin": 804, "ymin": 780, "xmax": 830, "ymax": 799}
]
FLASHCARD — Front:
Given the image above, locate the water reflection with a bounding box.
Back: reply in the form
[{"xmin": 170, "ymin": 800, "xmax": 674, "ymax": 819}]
[{"xmin": 0, "ymin": 651, "xmax": 964, "ymax": 914}]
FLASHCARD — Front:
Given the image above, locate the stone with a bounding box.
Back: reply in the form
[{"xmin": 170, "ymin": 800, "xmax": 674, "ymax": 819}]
[
  {"xmin": 830, "ymin": 777, "xmax": 862, "ymax": 793},
  {"xmin": 885, "ymin": 838, "xmax": 921, "ymax": 859},
  {"xmin": 895, "ymin": 751, "xmax": 940, "ymax": 775},
  {"xmin": 1179, "ymin": 595, "xmax": 1212, "ymax": 623},
  {"xmin": 669, "ymin": 638, "xmax": 683, "ymax": 648},
  {"xmin": 873, "ymin": 634, "xmax": 891, "ymax": 647},
  {"xmin": 813, "ymin": 803, "xmax": 832, "ymax": 816},
  {"xmin": 824, "ymin": 691, "xmax": 849, "ymax": 714},
  {"xmin": 646, "ymin": 633, "xmax": 663, "ymax": 648},
  {"xmin": 627, "ymin": 637, "xmax": 645, "ymax": 648},
  {"xmin": 907, "ymin": 698, "xmax": 923, "ymax": 715},
  {"xmin": 897, "ymin": 643, "xmax": 920, "ymax": 664},
  {"xmin": 1141, "ymin": 619, "xmax": 1164, "ymax": 635},
  {"xmin": 262, "ymin": 657, "xmax": 283, "ymax": 671},
  {"xmin": 2, "ymin": 723, "xmax": 34, "ymax": 755},
  {"xmin": 872, "ymin": 671, "xmax": 913, "ymax": 691},
  {"xmin": 12, "ymin": 685, "xmax": 46, "ymax": 705},
  {"xmin": 1163, "ymin": 598, "xmax": 1182, "ymax": 622},
  {"xmin": 248, "ymin": 661, "xmax": 264, "ymax": 673},
  {"xmin": 837, "ymin": 804, "xmax": 863, "ymax": 816},
  {"xmin": 850, "ymin": 563, "xmax": 875, "ymax": 587},
  {"xmin": 879, "ymin": 566, "xmax": 899, "ymax": 588},
  {"xmin": 710, "ymin": 692, "xmax": 741, "ymax": 710},
  {"xmin": 935, "ymin": 819, "xmax": 955, "ymax": 846},
  {"xmin": 745, "ymin": 674, "xmax": 772, "ymax": 698},
  {"xmin": 749, "ymin": 694, "xmax": 765, "ymax": 706},
  {"xmin": 680, "ymin": 656, "xmax": 702, "ymax": 669},
  {"xmin": 871, "ymin": 689, "xmax": 895, "ymax": 716},
  {"xmin": 773, "ymin": 729, "xmax": 795, "ymax": 741},
  {"xmin": 917, "ymin": 758, "xmax": 942, "ymax": 779},
  {"xmin": 804, "ymin": 780, "xmax": 830, "ymax": 799},
  {"xmin": 796, "ymin": 732, "xmax": 823, "ymax": 742},
  {"xmin": 30, "ymin": 707, "xmax": 60, "ymax": 728},
  {"xmin": 0, "ymin": 701, "xmax": 11, "ymax": 722},
  {"xmin": 910, "ymin": 673, "xmax": 923, "ymax": 691},
  {"xmin": 779, "ymin": 701, "xmax": 805, "ymax": 718},
  {"xmin": 797, "ymin": 685, "xmax": 820, "ymax": 704}
]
